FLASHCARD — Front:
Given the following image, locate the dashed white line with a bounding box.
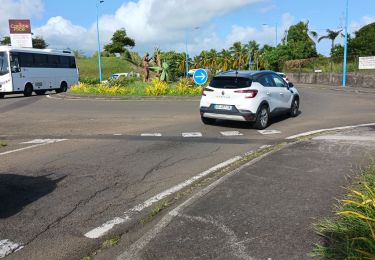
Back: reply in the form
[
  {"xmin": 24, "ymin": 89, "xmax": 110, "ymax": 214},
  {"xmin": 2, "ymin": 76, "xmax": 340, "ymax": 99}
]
[
  {"xmin": 84, "ymin": 155, "xmax": 241, "ymax": 239},
  {"xmin": 141, "ymin": 133, "xmax": 162, "ymax": 137},
  {"xmin": 220, "ymin": 131, "xmax": 243, "ymax": 136},
  {"xmin": 0, "ymin": 239, "xmax": 23, "ymax": 259},
  {"xmin": 258, "ymin": 130, "xmax": 281, "ymax": 135},
  {"xmin": 182, "ymin": 132, "xmax": 202, "ymax": 138}
]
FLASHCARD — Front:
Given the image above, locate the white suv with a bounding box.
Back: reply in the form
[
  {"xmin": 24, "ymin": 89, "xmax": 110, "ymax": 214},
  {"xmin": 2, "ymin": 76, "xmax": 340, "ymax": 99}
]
[{"xmin": 199, "ymin": 70, "xmax": 300, "ymax": 129}]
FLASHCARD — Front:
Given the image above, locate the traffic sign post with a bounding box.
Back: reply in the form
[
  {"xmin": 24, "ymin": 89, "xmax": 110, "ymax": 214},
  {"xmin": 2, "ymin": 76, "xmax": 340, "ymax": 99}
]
[{"xmin": 193, "ymin": 68, "xmax": 208, "ymax": 85}]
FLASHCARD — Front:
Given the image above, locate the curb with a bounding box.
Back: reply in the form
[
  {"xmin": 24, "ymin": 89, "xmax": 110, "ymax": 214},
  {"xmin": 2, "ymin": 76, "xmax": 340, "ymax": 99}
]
[{"xmin": 52, "ymin": 92, "xmax": 201, "ymax": 101}]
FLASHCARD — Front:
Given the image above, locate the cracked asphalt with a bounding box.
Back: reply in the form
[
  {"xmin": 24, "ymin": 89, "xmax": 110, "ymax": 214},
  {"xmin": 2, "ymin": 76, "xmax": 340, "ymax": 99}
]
[{"xmin": 0, "ymin": 85, "xmax": 375, "ymax": 259}]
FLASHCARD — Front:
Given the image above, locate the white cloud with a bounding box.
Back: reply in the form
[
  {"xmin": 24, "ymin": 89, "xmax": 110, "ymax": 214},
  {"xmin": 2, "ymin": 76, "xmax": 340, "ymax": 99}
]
[
  {"xmin": 259, "ymin": 4, "xmax": 276, "ymax": 14},
  {"xmin": 223, "ymin": 12, "xmax": 294, "ymax": 47},
  {"xmin": 29, "ymin": 0, "xmax": 266, "ymax": 54},
  {"xmin": 350, "ymin": 16, "xmax": 375, "ymax": 34},
  {"xmin": 0, "ymin": 0, "xmax": 44, "ymax": 36},
  {"xmin": 33, "ymin": 16, "xmax": 96, "ymax": 50}
]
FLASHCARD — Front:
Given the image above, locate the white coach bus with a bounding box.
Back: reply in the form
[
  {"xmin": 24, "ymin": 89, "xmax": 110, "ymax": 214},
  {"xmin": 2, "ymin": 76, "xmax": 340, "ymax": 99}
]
[{"xmin": 0, "ymin": 46, "xmax": 79, "ymax": 98}]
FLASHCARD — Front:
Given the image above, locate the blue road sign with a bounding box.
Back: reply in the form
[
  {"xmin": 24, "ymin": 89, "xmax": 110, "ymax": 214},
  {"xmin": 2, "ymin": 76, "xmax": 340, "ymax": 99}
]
[{"xmin": 193, "ymin": 68, "xmax": 208, "ymax": 85}]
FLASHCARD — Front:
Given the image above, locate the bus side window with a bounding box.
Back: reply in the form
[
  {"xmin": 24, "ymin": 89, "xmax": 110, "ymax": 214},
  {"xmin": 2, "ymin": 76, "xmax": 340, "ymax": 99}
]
[{"xmin": 10, "ymin": 54, "xmax": 20, "ymax": 73}]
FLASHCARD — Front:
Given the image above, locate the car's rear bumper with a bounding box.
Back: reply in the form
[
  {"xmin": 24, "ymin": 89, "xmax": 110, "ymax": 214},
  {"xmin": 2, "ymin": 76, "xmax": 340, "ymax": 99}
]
[{"xmin": 200, "ymin": 106, "xmax": 256, "ymax": 122}]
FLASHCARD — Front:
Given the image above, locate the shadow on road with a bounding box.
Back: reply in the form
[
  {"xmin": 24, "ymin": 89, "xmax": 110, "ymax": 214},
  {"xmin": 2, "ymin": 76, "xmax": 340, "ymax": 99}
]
[
  {"xmin": 0, "ymin": 173, "xmax": 65, "ymax": 218},
  {"xmin": 208, "ymin": 111, "xmax": 303, "ymax": 129}
]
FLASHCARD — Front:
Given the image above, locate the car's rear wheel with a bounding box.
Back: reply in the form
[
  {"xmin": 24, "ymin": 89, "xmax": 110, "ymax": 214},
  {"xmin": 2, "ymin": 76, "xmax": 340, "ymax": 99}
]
[
  {"xmin": 253, "ymin": 105, "xmax": 269, "ymax": 130},
  {"xmin": 290, "ymin": 98, "xmax": 299, "ymax": 117},
  {"xmin": 201, "ymin": 116, "xmax": 216, "ymax": 125},
  {"xmin": 56, "ymin": 82, "xmax": 68, "ymax": 93}
]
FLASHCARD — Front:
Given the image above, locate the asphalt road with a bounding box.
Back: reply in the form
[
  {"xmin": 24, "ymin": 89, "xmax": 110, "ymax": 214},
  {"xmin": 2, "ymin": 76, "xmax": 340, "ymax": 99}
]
[{"xmin": 0, "ymin": 85, "xmax": 375, "ymax": 259}]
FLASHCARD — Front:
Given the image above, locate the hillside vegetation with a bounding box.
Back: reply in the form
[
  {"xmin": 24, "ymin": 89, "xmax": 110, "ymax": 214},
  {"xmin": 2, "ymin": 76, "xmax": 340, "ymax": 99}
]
[{"xmin": 76, "ymin": 57, "xmax": 143, "ymax": 80}]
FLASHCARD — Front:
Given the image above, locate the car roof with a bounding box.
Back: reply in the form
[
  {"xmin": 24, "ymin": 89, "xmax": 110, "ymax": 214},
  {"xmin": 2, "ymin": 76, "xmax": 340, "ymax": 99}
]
[{"xmin": 215, "ymin": 70, "xmax": 275, "ymax": 79}]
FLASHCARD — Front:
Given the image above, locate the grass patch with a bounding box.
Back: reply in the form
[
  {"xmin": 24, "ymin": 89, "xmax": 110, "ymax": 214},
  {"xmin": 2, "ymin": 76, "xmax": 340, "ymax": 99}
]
[
  {"xmin": 101, "ymin": 237, "xmax": 121, "ymax": 249},
  {"xmin": 312, "ymin": 163, "xmax": 375, "ymax": 259},
  {"xmin": 76, "ymin": 57, "xmax": 141, "ymax": 80},
  {"xmin": 0, "ymin": 142, "xmax": 7, "ymax": 148}
]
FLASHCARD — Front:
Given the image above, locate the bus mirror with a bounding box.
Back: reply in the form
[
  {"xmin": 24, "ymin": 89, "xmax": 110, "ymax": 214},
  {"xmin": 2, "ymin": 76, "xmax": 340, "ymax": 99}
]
[{"xmin": 11, "ymin": 66, "xmax": 20, "ymax": 73}]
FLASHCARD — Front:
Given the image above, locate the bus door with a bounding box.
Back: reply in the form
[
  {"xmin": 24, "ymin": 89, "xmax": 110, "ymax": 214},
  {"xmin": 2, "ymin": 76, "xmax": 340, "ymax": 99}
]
[{"xmin": 10, "ymin": 52, "xmax": 23, "ymax": 92}]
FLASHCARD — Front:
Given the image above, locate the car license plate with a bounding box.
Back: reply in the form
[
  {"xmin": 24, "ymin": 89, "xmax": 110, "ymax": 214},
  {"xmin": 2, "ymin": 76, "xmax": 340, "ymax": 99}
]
[{"xmin": 214, "ymin": 104, "xmax": 232, "ymax": 111}]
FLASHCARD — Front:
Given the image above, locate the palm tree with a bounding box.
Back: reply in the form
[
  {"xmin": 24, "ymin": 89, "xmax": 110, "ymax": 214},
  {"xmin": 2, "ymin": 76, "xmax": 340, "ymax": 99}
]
[
  {"xmin": 318, "ymin": 29, "xmax": 343, "ymax": 53},
  {"xmin": 245, "ymin": 40, "xmax": 260, "ymax": 70},
  {"xmin": 207, "ymin": 49, "xmax": 219, "ymax": 71},
  {"xmin": 230, "ymin": 42, "xmax": 248, "ymax": 70},
  {"xmin": 218, "ymin": 49, "xmax": 232, "ymax": 71}
]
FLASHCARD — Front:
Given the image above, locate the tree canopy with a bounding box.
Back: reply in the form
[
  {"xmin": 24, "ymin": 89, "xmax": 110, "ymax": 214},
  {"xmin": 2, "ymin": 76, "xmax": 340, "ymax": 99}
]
[{"xmin": 104, "ymin": 28, "xmax": 135, "ymax": 55}]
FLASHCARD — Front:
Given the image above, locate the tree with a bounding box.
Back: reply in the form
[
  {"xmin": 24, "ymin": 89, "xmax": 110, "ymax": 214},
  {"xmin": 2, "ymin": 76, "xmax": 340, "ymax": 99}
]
[
  {"xmin": 0, "ymin": 36, "xmax": 10, "ymax": 45},
  {"xmin": 318, "ymin": 29, "xmax": 343, "ymax": 55},
  {"xmin": 246, "ymin": 40, "xmax": 260, "ymax": 69},
  {"xmin": 104, "ymin": 28, "xmax": 135, "ymax": 55},
  {"xmin": 72, "ymin": 49, "xmax": 85, "ymax": 59},
  {"xmin": 218, "ymin": 49, "xmax": 232, "ymax": 71},
  {"xmin": 32, "ymin": 36, "xmax": 48, "ymax": 49},
  {"xmin": 349, "ymin": 22, "xmax": 375, "ymax": 56},
  {"xmin": 286, "ymin": 21, "xmax": 318, "ymax": 59},
  {"xmin": 229, "ymin": 42, "xmax": 248, "ymax": 70}
]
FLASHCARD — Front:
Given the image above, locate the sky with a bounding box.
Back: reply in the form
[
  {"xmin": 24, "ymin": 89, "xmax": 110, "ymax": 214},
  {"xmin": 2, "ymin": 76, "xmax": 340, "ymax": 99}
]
[{"xmin": 1, "ymin": 0, "xmax": 374, "ymax": 57}]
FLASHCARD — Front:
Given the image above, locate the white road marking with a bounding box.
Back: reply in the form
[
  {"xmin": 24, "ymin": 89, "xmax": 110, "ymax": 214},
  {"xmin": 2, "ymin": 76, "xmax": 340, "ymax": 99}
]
[
  {"xmin": 113, "ymin": 134, "xmax": 123, "ymax": 136},
  {"xmin": 258, "ymin": 130, "xmax": 281, "ymax": 135},
  {"xmin": 84, "ymin": 155, "xmax": 242, "ymax": 239},
  {"xmin": 182, "ymin": 132, "xmax": 202, "ymax": 138},
  {"xmin": 21, "ymin": 139, "xmax": 67, "ymax": 144},
  {"xmin": 0, "ymin": 139, "xmax": 68, "ymax": 157},
  {"xmin": 84, "ymin": 217, "xmax": 129, "ymax": 239},
  {"xmin": 314, "ymin": 135, "xmax": 375, "ymax": 141},
  {"xmin": 0, "ymin": 239, "xmax": 23, "ymax": 259},
  {"xmin": 286, "ymin": 123, "xmax": 375, "ymax": 140},
  {"xmin": 259, "ymin": 145, "xmax": 272, "ymax": 149},
  {"xmin": 141, "ymin": 133, "xmax": 162, "ymax": 137},
  {"xmin": 220, "ymin": 131, "xmax": 243, "ymax": 136}
]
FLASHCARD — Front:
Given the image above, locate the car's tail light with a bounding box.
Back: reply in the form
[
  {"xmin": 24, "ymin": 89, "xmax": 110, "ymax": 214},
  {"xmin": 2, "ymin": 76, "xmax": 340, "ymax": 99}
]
[
  {"xmin": 234, "ymin": 89, "xmax": 258, "ymax": 98},
  {"xmin": 202, "ymin": 87, "xmax": 214, "ymax": 96}
]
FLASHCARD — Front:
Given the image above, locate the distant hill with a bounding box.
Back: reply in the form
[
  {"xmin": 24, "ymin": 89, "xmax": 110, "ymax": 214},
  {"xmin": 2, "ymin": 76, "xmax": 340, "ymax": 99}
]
[{"xmin": 76, "ymin": 56, "xmax": 143, "ymax": 80}]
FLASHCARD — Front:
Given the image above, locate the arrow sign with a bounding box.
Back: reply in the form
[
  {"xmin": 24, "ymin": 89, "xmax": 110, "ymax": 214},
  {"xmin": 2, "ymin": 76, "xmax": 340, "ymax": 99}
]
[{"xmin": 193, "ymin": 68, "xmax": 208, "ymax": 85}]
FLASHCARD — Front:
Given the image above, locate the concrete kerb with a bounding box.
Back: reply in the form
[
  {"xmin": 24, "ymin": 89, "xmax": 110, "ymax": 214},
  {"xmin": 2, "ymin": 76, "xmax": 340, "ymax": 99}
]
[{"xmin": 48, "ymin": 92, "xmax": 201, "ymax": 101}]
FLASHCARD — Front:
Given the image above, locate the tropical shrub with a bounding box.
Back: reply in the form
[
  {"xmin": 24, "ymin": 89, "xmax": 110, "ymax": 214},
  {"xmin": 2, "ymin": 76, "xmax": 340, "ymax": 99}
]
[
  {"xmin": 145, "ymin": 78, "xmax": 169, "ymax": 96},
  {"xmin": 170, "ymin": 79, "xmax": 202, "ymax": 96},
  {"xmin": 313, "ymin": 164, "xmax": 375, "ymax": 259}
]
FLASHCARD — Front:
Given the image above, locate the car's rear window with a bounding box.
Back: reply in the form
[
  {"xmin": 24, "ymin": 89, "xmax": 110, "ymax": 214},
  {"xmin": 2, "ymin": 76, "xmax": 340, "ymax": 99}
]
[{"xmin": 209, "ymin": 77, "xmax": 252, "ymax": 89}]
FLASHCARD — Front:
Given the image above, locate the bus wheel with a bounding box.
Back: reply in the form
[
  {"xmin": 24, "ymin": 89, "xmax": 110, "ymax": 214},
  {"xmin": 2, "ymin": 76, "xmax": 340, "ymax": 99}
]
[
  {"xmin": 35, "ymin": 90, "xmax": 46, "ymax": 95},
  {"xmin": 56, "ymin": 82, "xmax": 68, "ymax": 93},
  {"xmin": 24, "ymin": 84, "xmax": 33, "ymax": 97}
]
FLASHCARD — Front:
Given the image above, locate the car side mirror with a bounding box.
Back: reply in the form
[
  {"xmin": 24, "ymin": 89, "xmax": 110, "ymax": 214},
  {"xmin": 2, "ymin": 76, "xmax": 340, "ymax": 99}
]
[{"xmin": 288, "ymin": 82, "xmax": 294, "ymax": 89}]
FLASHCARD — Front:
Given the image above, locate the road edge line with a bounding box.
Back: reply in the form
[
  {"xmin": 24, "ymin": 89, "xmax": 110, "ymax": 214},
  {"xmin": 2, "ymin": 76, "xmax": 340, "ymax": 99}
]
[{"xmin": 285, "ymin": 123, "xmax": 375, "ymax": 140}]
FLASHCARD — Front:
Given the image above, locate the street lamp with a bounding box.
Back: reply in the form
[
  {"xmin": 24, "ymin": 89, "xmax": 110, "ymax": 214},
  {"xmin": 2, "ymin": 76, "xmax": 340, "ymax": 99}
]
[
  {"xmin": 342, "ymin": 0, "xmax": 349, "ymax": 88},
  {"xmin": 185, "ymin": 27, "xmax": 200, "ymax": 79},
  {"xmin": 96, "ymin": 0, "xmax": 104, "ymax": 82},
  {"xmin": 262, "ymin": 23, "xmax": 278, "ymax": 47}
]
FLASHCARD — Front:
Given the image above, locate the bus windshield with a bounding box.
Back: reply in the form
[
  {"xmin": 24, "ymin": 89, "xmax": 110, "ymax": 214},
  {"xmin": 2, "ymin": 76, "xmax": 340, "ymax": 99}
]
[{"xmin": 0, "ymin": 52, "xmax": 9, "ymax": 76}]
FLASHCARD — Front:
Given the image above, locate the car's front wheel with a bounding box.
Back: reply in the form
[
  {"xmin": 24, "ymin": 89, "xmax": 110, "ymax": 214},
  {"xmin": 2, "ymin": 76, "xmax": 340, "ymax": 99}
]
[
  {"xmin": 253, "ymin": 105, "xmax": 269, "ymax": 130},
  {"xmin": 201, "ymin": 116, "xmax": 216, "ymax": 125},
  {"xmin": 290, "ymin": 98, "xmax": 299, "ymax": 117}
]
